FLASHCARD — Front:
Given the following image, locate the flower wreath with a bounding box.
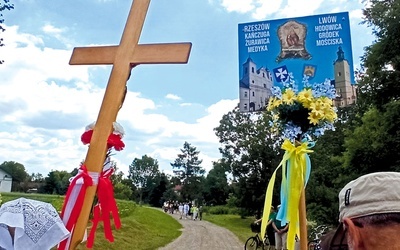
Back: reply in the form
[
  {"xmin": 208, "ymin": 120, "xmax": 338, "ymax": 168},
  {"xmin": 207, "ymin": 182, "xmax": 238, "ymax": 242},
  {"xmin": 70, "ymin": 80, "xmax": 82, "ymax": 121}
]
[{"xmin": 81, "ymin": 122, "xmax": 125, "ymax": 151}]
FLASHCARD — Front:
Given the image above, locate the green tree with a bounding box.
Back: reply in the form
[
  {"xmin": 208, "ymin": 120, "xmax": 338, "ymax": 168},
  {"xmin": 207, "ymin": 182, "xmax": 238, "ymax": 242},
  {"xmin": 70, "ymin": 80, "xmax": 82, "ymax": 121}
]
[
  {"xmin": 203, "ymin": 160, "xmax": 230, "ymax": 206},
  {"xmin": 171, "ymin": 142, "xmax": 204, "ymax": 181},
  {"xmin": 30, "ymin": 172, "xmax": 44, "ymax": 182},
  {"xmin": 0, "ymin": 0, "xmax": 14, "ymax": 64},
  {"xmin": 147, "ymin": 172, "xmax": 169, "ymax": 207},
  {"xmin": 170, "ymin": 142, "xmax": 205, "ymax": 201},
  {"xmin": 357, "ymin": 0, "xmax": 400, "ymax": 109},
  {"xmin": 41, "ymin": 170, "xmax": 72, "ymax": 195},
  {"xmin": 0, "ymin": 161, "xmax": 29, "ymax": 192},
  {"xmin": 338, "ymin": 0, "xmax": 400, "ymax": 183},
  {"xmin": 162, "ymin": 187, "xmax": 179, "ymax": 202},
  {"xmin": 113, "ymin": 182, "xmax": 133, "ymax": 200},
  {"xmin": 343, "ymin": 101, "xmax": 400, "ymax": 174},
  {"xmin": 214, "ymin": 106, "xmax": 281, "ymax": 215},
  {"xmin": 128, "ymin": 155, "xmax": 159, "ymax": 204}
]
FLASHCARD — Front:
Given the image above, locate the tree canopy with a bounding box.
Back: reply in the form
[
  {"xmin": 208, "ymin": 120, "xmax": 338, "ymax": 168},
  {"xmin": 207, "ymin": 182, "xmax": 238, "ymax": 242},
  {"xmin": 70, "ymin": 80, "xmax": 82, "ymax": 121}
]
[
  {"xmin": 0, "ymin": 0, "xmax": 14, "ymax": 64},
  {"xmin": 128, "ymin": 155, "xmax": 160, "ymax": 204},
  {"xmin": 171, "ymin": 141, "xmax": 205, "ymax": 201}
]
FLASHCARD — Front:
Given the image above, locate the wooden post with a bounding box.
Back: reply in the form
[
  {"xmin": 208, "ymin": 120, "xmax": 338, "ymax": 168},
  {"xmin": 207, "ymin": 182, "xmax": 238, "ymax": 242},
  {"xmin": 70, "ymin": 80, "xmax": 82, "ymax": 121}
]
[
  {"xmin": 67, "ymin": 0, "xmax": 191, "ymax": 248},
  {"xmin": 299, "ymin": 188, "xmax": 307, "ymax": 250}
]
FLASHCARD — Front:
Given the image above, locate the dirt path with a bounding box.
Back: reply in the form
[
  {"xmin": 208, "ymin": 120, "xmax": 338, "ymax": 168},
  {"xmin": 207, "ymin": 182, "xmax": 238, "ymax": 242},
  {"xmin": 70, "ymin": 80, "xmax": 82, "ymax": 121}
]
[{"xmin": 158, "ymin": 211, "xmax": 244, "ymax": 250}]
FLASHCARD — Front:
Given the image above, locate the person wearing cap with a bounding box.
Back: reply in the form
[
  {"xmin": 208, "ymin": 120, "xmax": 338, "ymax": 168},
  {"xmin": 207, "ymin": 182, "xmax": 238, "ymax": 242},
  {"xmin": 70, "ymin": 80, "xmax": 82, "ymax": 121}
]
[{"xmin": 327, "ymin": 172, "xmax": 400, "ymax": 250}]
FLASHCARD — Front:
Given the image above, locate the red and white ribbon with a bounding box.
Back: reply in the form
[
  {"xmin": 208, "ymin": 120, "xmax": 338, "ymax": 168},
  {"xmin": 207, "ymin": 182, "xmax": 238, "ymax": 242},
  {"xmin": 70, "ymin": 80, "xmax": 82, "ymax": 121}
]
[
  {"xmin": 86, "ymin": 166, "xmax": 121, "ymax": 248},
  {"xmin": 58, "ymin": 165, "xmax": 99, "ymax": 250},
  {"xmin": 59, "ymin": 122, "xmax": 124, "ymax": 249}
]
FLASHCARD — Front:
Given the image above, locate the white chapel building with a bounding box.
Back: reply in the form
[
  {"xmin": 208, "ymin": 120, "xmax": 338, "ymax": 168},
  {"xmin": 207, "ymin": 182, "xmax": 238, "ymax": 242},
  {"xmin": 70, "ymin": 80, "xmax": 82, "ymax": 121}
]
[{"xmin": 239, "ymin": 57, "xmax": 273, "ymax": 112}]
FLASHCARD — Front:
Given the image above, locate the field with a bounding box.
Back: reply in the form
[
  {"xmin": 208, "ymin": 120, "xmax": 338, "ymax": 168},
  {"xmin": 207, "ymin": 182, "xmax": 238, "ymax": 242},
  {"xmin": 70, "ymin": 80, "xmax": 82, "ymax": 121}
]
[
  {"xmin": 0, "ymin": 193, "xmax": 256, "ymax": 249},
  {"xmin": 1, "ymin": 193, "xmax": 183, "ymax": 250}
]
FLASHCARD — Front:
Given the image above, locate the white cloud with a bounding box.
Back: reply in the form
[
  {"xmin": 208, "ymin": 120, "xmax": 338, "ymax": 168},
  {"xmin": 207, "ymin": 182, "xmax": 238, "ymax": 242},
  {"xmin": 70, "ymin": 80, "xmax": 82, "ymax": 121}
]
[
  {"xmin": 251, "ymin": 0, "xmax": 283, "ymax": 19},
  {"xmin": 0, "ymin": 25, "xmax": 237, "ymax": 177},
  {"xmin": 1, "ymin": 25, "xmax": 89, "ymax": 83},
  {"xmin": 275, "ymin": 0, "xmax": 324, "ymax": 18},
  {"xmin": 219, "ymin": 0, "xmax": 255, "ymax": 13},
  {"xmin": 42, "ymin": 24, "xmax": 64, "ymax": 35},
  {"xmin": 215, "ymin": 0, "xmax": 366, "ymax": 20},
  {"xmin": 165, "ymin": 93, "xmax": 181, "ymax": 100}
]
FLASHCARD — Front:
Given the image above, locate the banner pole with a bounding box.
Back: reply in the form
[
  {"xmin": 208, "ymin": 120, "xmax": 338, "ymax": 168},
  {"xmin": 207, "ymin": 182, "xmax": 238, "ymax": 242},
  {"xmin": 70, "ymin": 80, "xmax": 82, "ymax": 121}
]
[{"xmin": 299, "ymin": 188, "xmax": 307, "ymax": 250}]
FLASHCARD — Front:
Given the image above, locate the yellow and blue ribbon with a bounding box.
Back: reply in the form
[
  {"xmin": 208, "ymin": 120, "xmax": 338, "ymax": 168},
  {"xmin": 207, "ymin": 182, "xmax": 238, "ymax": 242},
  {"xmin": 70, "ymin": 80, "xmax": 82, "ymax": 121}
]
[{"xmin": 261, "ymin": 139, "xmax": 313, "ymax": 250}]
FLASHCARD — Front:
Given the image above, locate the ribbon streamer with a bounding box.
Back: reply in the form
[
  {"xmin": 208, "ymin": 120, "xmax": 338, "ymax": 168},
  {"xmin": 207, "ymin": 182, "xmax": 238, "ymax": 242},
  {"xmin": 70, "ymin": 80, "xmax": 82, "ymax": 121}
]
[
  {"xmin": 261, "ymin": 139, "xmax": 313, "ymax": 250},
  {"xmin": 59, "ymin": 165, "xmax": 97, "ymax": 250},
  {"xmin": 86, "ymin": 166, "xmax": 121, "ymax": 248}
]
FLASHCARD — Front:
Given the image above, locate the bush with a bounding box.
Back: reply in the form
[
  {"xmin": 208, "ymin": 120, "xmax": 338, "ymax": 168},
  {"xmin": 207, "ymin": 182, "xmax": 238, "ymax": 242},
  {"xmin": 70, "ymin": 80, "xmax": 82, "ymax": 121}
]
[{"xmin": 205, "ymin": 205, "xmax": 240, "ymax": 215}]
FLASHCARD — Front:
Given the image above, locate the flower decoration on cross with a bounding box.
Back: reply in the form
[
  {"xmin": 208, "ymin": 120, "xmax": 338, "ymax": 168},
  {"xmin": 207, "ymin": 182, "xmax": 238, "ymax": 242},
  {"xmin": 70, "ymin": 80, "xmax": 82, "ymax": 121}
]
[
  {"xmin": 81, "ymin": 121, "xmax": 125, "ymax": 151},
  {"xmin": 267, "ymin": 74, "xmax": 337, "ymax": 142},
  {"xmin": 261, "ymin": 74, "xmax": 338, "ymax": 250}
]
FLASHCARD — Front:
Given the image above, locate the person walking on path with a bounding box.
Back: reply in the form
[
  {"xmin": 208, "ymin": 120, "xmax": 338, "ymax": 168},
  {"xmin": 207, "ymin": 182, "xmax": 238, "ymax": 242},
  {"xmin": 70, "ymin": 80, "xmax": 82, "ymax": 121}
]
[
  {"xmin": 190, "ymin": 205, "xmax": 195, "ymax": 220},
  {"xmin": 198, "ymin": 206, "xmax": 203, "ymax": 221},
  {"xmin": 183, "ymin": 202, "xmax": 189, "ymax": 220},
  {"xmin": 272, "ymin": 205, "xmax": 288, "ymax": 250},
  {"xmin": 192, "ymin": 205, "xmax": 199, "ymax": 220},
  {"xmin": 178, "ymin": 203, "xmax": 184, "ymax": 220}
]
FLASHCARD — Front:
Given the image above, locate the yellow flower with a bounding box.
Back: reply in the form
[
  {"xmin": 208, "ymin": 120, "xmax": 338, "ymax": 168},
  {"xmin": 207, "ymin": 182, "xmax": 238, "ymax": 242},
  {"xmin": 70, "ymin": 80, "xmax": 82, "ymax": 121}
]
[
  {"xmin": 308, "ymin": 112, "xmax": 320, "ymax": 125},
  {"xmin": 267, "ymin": 97, "xmax": 282, "ymax": 111},
  {"xmin": 282, "ymin": 89, "xmax": 296, "ymax": 104},
  {"xmin": 320, "ymin": 97, "xmax": 333, "ymax": 106},
  {"xmin": 309, "ymin": 99, "xmax": 324, "ymax": 117},
  {"xmin": 297, "ymin": 89, "xmax": 313, "ymax": 108},
  {"xmin": 273, "ymin": 98, "xmax": 282, "ymax": 107},
  {"xmin": 267, "ymin": 98, "xmax": 275, "ymax": 111},
  {"xmin": 324, "ymin": 108, "xmax": 337, "ymax": 122}
]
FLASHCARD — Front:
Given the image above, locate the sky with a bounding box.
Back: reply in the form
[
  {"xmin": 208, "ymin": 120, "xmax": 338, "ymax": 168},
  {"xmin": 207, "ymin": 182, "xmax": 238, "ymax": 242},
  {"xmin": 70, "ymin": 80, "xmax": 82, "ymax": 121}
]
[{"xmin": 0, "ymin": 0, "xmax": 374, "ymax": 178}]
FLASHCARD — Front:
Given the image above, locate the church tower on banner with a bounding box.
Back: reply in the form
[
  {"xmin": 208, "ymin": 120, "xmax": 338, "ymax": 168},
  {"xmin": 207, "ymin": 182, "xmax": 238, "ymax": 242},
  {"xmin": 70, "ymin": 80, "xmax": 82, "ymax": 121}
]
[
  {"xmin": 239, "ymin": 57, "xmax": 273, "ymax": 112},
  {"xmin": 333, "ymin": 46, "xmax": 357, "ymax": 107}
]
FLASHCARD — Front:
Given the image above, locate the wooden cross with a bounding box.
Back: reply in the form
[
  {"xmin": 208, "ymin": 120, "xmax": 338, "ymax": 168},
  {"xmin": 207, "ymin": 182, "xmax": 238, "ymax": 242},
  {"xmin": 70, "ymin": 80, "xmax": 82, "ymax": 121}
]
[{"xmin": 68, "ymin": 0, "xmax": 191, "ymax": 248}]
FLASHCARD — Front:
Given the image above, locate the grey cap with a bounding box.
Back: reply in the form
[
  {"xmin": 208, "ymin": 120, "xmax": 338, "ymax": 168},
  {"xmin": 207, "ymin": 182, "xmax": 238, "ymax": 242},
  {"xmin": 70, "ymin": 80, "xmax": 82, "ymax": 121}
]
[{"xmin": 338, "ymin": 172, "xmax": 400, "ymax": 222}]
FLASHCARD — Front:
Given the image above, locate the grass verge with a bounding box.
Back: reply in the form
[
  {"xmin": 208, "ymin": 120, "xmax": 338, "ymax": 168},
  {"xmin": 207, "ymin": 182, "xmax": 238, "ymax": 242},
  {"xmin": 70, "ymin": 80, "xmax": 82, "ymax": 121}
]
[{"xmin": 1, "ymin": 193, "xmax": 182, "ymax": 250}]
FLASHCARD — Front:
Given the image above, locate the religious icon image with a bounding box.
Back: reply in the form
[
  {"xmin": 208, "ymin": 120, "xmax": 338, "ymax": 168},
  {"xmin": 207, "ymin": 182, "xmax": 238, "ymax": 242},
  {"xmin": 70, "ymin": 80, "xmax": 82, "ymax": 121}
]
[{"xmin": 276, "ymin": 20, "xmax": 311, "ymax": 62}]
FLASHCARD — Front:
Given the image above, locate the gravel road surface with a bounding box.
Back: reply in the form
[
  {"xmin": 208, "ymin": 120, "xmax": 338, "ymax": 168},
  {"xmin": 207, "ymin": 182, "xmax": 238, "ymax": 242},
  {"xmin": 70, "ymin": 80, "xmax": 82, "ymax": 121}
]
[{"xmin": 158, "ymin": 211, "xmax": 244, "ymax": 250}]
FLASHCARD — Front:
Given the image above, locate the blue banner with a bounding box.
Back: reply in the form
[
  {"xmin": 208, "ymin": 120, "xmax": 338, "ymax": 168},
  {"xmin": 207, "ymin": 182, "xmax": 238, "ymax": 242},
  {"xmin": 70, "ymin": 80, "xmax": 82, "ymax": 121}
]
[{"xmin": 238, "ymin": 12, "xmax": 354, "ymax": 112}]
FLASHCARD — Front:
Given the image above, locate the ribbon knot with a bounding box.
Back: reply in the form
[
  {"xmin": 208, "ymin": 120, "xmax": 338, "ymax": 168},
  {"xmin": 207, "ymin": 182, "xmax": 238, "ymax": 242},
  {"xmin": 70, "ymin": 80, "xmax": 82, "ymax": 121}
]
[{"xmin": 80, "ymin": 166, "xmax": 94, "ymax": 187}]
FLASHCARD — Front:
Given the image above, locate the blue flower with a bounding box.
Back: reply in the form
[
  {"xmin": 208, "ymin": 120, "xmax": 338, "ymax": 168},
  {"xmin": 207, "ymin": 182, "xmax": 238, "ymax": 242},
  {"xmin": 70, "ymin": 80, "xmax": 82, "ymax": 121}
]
[{"xmin": 268, "ymin": 74, "xmax": 337, "ymax": 142}]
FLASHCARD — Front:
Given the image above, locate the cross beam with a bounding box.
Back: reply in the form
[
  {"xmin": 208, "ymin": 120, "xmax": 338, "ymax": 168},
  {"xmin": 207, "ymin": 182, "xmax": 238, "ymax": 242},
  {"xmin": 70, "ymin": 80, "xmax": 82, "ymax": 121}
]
[{"xmin": 68, "ymin": 0, "xmax": 191, "ymax": 248}]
